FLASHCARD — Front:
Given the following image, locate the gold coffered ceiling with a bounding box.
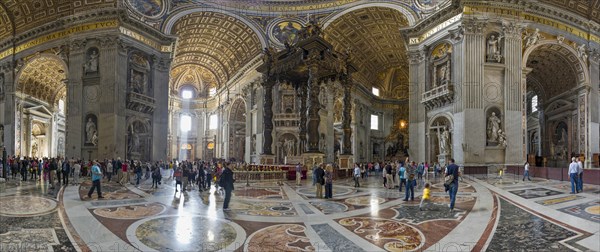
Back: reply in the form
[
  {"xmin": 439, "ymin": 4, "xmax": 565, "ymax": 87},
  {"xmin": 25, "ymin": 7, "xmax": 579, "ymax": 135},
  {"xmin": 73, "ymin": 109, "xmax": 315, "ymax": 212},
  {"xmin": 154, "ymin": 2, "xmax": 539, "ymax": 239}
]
[
  {"xmin": 18, "ymin": 55, "xmax": 67, "ymax": 105},
  {"xmin": 0, "ymin": 0, "xmax": 116, "ymax": 40},
  {"xmin": 171, "ymin": 12, "xmax": 262, "ymax": 88},
  {"xmin": 170, "ymin": 64, "xmax": 218, "ymax": 97},
  {"xmin": 323, "ymin": 7, "xmax": 410, "ymax": 94},
  {"xmin": 526, "ymin": 44, "xmax": 579, "ymax": 99},
  {"xmin": 538, "ymin": 0, "xmax": 599, "ymax": 24}
]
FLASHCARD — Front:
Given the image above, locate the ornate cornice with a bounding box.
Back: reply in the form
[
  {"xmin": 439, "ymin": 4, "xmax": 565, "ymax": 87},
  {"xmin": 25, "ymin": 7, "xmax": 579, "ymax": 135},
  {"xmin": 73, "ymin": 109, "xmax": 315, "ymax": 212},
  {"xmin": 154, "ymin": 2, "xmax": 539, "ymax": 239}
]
[
  {"xmin": 407, "ymin": 50, "xmax": 425, "ymax": 65},
  {"xmin": 462, "ymin": 18, "xmax": 487, "ymax": 34},
  {"xmin": 501, "ymin": 21, "xmax": 525, "ymax": 39},
  {"xmin": 448, "ymin": 26, "xmax": 464, "ymax": 43}
]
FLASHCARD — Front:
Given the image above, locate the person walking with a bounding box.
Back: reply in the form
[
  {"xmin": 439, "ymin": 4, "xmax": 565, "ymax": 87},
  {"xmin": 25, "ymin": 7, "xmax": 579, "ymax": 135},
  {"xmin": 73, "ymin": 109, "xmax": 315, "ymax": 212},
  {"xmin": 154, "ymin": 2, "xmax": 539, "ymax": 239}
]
[
  {"xmin": 576, "ymin": 157, "xmax": 584, "ymax": 193},
  {"xmin": 419, "ymin": 183, "xmax": 431, "ymax": 211},
  {"xmin": 446, "ymin": 159, "xmax": 459, "ymax": 211},
  {"xmin": 72, "ymin": 160, "xmax": 81, "ymax": 185},
  {"xmin": 315, "ymin": 164, "xmax": 325, "ymax": 198},
  {"xmin": 523, "ymin": 162, "xmax": 531, "ymax": 181},
  {"xmin": 324, "ymin": 164, "xmax": 333, "ymax": 199},
  {"xmin": 220, "ymin": 164, "xmax": 235, "ymax": 211},
  {"xmin": 353, "ymin": 163, "xmax": 361, "ymax": 188},
  {"xmin": 87, "ymin": 161, "xmax": 104, "ymax": 199},
  {"xmin": 295, "ymin": 163, "xmax": 302, "ymax": 186},
  {"xmin": 403, "ymin": 162, "xmax": 416, "ymax": 201},
  {"xmin": 568, "ymin": 157, "xmax": 579, "ymax": 194},
  {"xmin": 106, "ymin": 160, "xmax": 113, "ymax": 183},
  {"xmin": 61, "ymin": 159, "xmax": 70, "ymax": 186},
  {"xmin": 385, "ymin": 163, "xmax": 394, "ymax": 189},
  {"xmin": 398, "ymin": 162, "xmax": 406, "ymax": 192}
]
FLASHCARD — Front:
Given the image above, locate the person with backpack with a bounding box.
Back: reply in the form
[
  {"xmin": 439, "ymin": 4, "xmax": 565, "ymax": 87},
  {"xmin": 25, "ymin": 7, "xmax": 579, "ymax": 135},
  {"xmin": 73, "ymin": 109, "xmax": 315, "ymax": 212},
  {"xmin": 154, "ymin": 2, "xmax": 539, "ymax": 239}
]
[
  {"xmin": 62, "ymin": 159, "xmax": 70, "ymax": 186},
  {"xmin": 385, "ymin": 163, "xmax": 393, "ymax": 189},
  {"xmin": 398, "ymin": 162, "xmax": 406, "ymax": 192},
  {"xmin": 403, "ymin": 161, "xmax": 416, "ymax": 201},
  {"xmin": 151, "ymin": 166, "xmax": 161, "ymax": 189},
  {"xmin": 445, "ymin": 159, "xmax": 460, "ymax": 211}
]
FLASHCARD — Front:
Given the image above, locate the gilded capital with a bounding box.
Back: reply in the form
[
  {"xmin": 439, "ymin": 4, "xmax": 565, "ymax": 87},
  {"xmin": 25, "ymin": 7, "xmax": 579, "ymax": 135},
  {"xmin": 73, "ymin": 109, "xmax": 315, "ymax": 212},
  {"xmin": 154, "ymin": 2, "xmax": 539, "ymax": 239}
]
[{"xmin": 501, "ymin": 22, "xmax": 524, "ymax": 39}]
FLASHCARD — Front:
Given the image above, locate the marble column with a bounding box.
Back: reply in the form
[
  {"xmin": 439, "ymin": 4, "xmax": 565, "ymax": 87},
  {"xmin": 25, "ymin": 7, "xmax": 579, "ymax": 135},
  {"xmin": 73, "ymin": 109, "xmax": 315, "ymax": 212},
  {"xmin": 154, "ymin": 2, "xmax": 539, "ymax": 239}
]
[
  {"xmin": 298, "ymin": 82, "xmax": 308, "ymax": 154},
  {"xmin": 502, "ymin": 22, "xmax": 525, "ymax": 164},
  {"xmin": 0, "ymin": 62, "xmax": 15, "ymax": 155},
  {"xmin": 262, "ymin": 75, "xmax": 275, "ymax": 155},
  {"xmin": 65, "ymin": 39, "xmax": 87, "ymax": 159},
  {"xmin": 407, "ymin": 49, "xmax": 425, "ymax": 161},
  {"xmin": 306, "ymin": 64, "xmax": 321, "ymax": 153},
  {"xmin": 341, "ymin": 76, "xmax": 352, "ymax": 155},
  {"xmin": 151, "ymin": 55, "xmax": 171, "ymax": 161},
  {"xmin": 244, "ymin": 85, "xmax": 253, "ymax": 163},
  {"xmin": 460, "ymin": 18, "xmax": 487, "ymax": 165},
  {"xmin": 325, "ymin": 84, "xmax": 335, "ymax": 162},
  {"xmin": 587, "ymin": 51, "xmax": 599, "ymax": 167}
]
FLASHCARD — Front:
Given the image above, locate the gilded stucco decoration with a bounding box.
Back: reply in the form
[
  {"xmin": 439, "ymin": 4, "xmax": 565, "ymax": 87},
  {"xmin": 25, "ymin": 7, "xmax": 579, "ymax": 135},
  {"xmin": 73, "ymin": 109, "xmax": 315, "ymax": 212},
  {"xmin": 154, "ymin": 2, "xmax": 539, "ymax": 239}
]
[
  {"xmin": 0, "ymin": 0, "xmax": 116, "ymax": 37},
  {"xmin": 171, "ymin": 12, "xmax": 263, "ymax": 87},
  {"xmin": 323, "ymin": 7, "xmax": 410, "ymax": 91},
  {"xmin": 125, "ymin": 0, "xmax": 165, "ymax": 18},
  {"xmin": 17, "ymin": 55, "xmax": 67, "ymax": 105},
  {"xmin": 538, "ymin": 0, "xmax": 600, "ymax": 24},
  {"xmin": 170, "ymin": 65, "xmax": 217, "ymax": 97},
  {"xmin": 526, "ymin": 44, "xmax": 580, "ymax": 99},
  {"xmin": 0, "ymin": 5, "xmax": 11, "ymax": 41}
]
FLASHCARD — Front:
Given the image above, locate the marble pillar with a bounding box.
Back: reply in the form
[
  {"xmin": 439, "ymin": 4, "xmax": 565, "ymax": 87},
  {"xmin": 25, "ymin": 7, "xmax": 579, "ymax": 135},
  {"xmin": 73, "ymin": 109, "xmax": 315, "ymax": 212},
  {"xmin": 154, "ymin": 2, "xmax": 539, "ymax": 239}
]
[
  {"xmin": 65, "ymin": 39, "xmax": 86, "ymax": 159},
  {"xmin": 306, "ymin": 64, "xmax": 321, "ymax": 153},
  {"xmin": 341, "ymin": 76, "xmax": 352, "ymax": 155},
  {"xmin": 587, "ymin": 52, "xmax": 599, "ymax": 167},
  {"xmin": 151, "ymin": 56, "xmax": 170, "ymax": 161},
  {"xmin": 325, "ymin": 85, "xmax": 335, "ymax": 162},
  {"xmin": 0, "ymin": 63, "xmax": 15, "ymax": 155},
  {"xmin": 408, "ymin": 49, "xmax": 425, "ymax": 161},
  {"xmin": 502, "ymin": 22, "xmax": 525, "ymax": 164},
  {"xmin": 298, "ymin": 83, "xmax": 308, "ymax": 154},
  {"xmin": 262, "ymin": 76, "xmax": 275, "ymax": 155}
]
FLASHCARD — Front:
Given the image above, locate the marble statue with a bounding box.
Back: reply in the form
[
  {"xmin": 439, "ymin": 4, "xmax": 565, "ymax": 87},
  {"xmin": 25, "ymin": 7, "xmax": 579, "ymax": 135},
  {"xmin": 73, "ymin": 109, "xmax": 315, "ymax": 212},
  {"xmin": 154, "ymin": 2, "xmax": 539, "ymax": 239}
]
[
  {"xmin": 284, "ymin": 139, "xmax": 294, "ymax": 156},
  {"xmin": 84, "ymin": 50, "xmax": 99, "ymax": 73},
  {"xmin": 85, "ymin": 118, "xmax": 97, "ymax": 144},
  {"xmin": 577, "ymin": 44, "xmax": 587, "ymax": 60},
  {"xmin": 128, "ymin": 125, "xmax": 140, "ymax": 154},
  {"xmin": 487, "ymin": 112, "xmax": 501, "ymax": 142},
  {"xmin": 92, "ymin": 131, "xmax": 98, "ymax": 146},
  {"xmin": 31, "ymin": 141, "xmax": 38, "ymax": 157},
  {"xmin": 438, "ymin": 127, "xmax": 450, "ymax": 154},
  {"xmin": 523, "ymin": 28, "xmax": 544, "ymax": 49},
  {"xmin": 560, "ymin": 128, "xmax": 568, "ymax": 144},
  {"xmin": 497, "ymin": 129, "xmax": 507, "ymax": 148},
  {"xmin": 487, "ymin": 34, "xmax": 503, "ymax": 62}
]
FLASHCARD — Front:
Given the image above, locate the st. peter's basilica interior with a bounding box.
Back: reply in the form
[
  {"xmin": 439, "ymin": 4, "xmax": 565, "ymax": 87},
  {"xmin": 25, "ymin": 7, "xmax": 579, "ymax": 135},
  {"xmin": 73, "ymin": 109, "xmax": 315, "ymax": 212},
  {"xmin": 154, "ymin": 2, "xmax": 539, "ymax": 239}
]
[{"xmin": 0, "ymin": 0, "xmax": 599, "ymax": 251}]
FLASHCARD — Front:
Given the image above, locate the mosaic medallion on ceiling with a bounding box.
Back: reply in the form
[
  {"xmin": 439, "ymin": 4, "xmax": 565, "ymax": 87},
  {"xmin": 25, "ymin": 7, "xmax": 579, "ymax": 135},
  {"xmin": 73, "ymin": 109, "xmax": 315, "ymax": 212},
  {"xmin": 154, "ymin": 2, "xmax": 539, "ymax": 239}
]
[
  {"xmin": 126, "ymin": 0, "xmax": 166, "ymax": 18},
  {"xmin": 267, "ymin": 18, "xmax": 304, "ymax": 47}
]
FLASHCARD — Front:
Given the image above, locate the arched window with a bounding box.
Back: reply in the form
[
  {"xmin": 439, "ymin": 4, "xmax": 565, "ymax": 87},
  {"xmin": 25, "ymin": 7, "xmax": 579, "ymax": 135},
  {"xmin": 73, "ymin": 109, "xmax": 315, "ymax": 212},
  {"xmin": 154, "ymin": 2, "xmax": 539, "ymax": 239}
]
[
  {"xmin": 370, "ymin": 114, "xmax": 379, "ymax": 130},
  {"xmin": 181, "ymin": 89, "xmax": 193, "ymax": 99},
  {"xmin": 372, "ymin": 87, "xmax": 380, "ymax": 96},
  {"xmin": 180, "ymin": 115, "xmax": 192, "ymax": 132},
  {"xmin": 531, "ymin": 95, "xmax": 538, "ymax": 113},
  {"xmin": 209, "ymin": 114, "xmax": 218, "ymax": 130}
]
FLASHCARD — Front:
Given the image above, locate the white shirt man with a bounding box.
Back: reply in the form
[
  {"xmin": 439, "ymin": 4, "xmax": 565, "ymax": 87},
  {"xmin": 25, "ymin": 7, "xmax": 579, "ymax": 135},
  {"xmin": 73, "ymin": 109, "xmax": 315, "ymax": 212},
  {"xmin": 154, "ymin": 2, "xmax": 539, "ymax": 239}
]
[
  {"xmin": 568, "ymin": 158, "xmax": 579, "ymax": 194},
  {"xmin": 353, "ymin": 164, "xmax": 361, "ymax": 188}
]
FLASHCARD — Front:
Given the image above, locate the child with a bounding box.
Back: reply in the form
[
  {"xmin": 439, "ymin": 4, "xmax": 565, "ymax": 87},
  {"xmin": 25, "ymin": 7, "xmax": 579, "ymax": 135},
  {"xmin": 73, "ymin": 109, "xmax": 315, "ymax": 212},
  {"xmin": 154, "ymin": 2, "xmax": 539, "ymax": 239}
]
[{"xmin": 419, "ymin": 183, "xmax": 431, "ymax": 211}]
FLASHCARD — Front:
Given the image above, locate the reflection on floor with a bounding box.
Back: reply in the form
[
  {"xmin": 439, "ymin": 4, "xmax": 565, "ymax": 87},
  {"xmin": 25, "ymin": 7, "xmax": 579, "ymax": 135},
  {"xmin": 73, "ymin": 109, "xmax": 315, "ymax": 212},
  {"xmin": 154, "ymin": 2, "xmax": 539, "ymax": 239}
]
[{"xmin": 1, "ymin": 172, "xmax": 599, "ymax": 251}]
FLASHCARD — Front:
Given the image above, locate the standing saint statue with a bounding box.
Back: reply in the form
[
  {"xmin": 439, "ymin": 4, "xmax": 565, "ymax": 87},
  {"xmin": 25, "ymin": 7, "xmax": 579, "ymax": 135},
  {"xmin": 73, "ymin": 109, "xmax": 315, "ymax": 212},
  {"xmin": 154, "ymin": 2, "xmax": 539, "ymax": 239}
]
[
  {"xmin": 84, "ymin": 50, "xmax": 99, "ymax": 73},
  {"xmin": 487, "ymin": 112, "xmax": 501, "ymax": 142},
  {"xmin": 487, "ymin": 34, "xmax": 504, "ymax": 62},
  {"xmin": 438, "ymin": 127, "xmax": 450, "ymax": 154},
  {"xmin": 85, "ymin": 118, "xmax": 97, "ymax": 144},
  {"xmin": 284, "ymin": 139, "xmax": 294, "ymax": 157},
  {"xmin": 31, "ymin": 141, "xmax": 38, "ymax": 157}
]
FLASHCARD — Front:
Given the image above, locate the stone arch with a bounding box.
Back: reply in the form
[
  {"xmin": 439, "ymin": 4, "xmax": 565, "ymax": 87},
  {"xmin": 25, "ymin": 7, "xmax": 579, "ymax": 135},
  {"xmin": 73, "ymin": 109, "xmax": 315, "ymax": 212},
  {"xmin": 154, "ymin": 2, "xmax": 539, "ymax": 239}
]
[
  {"xmin": 228, "ymin": 98, "xmax": 246, "ymax": 161},
  {"xmin": 427, "ymin": 113, "xmax": 454, "ymax": 162},
  {"xmin": 522, "ymin": 40, "xmax": 589, "ymax": 87},
  {"xmin": 16, "ymin": 53, "xmax": 68, "ymax": 106},
  {"xmin": 322, "ymin": 2, "xmax": 418, "ymax": 28},
  {"xmin": 163, "ymin": 8, "xmax": 267, "ymax": 48}
]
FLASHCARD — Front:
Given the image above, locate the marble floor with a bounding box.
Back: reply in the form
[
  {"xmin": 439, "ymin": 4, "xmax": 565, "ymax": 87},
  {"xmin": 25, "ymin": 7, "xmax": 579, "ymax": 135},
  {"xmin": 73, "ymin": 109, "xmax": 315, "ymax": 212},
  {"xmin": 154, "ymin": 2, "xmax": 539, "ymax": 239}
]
[{"xmin": 1, "ymin": 173, "xmax": 599, "ymax": 251}]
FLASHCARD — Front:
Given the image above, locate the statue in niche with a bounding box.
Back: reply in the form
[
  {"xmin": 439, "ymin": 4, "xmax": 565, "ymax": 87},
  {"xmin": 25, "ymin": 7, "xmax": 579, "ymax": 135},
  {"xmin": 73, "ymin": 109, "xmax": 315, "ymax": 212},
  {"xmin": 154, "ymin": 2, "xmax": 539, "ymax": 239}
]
[
  {"xmin": 436, "ymin": 61, "xmax": 450, "ymax": 86},
  {"xmin": 31, "ymin": 141, "xmax": 38, "ymax": 157},
  {"xmin": 251, "ymin": 134, "xmax": 256, "ymax": 154},
  {"xmin": 486, "ymin": 34, "xmax": 504, "ymax": 62},
  {"xmin": 487, "ymin": 112, "xmax": 501, "ymax": 143},
  {"xmin": 128, "ymin": 124, "xmax": 140, "ymax": 154},
  {"xmin": 131, "ymin": 71, "xmax": 145, "ymax": 94},
  {"xmin": 85, "ymin": 118, "xmax": 97, "ymax": 144},
  {"xmin": 497, "ymin": 129, "xmax": 507, "ymax": 148},
  {"xmin": 438, "ymin": 127, "xmax": 450, "ymax": 154},
  {"xmin": 84, "ymin": 49, "xmax": 99, "ymax": 73},
  {"xmin": 57, "ymin": 137, "xmax": 64, "ymax": 156},
  {"xmin": 523, "ymin": 28, "xmax": 544, "ymax": 49},
  {"xmin": 284, "ymin": 139, "xmax": 294, "ymax": 156},
  {"xmin": 91, "ymin": 131, "xmax": 98, "ymax": 146},
  {"xmin": 559, "ymin": 127, "xmax": 568, "ymax": 144}
]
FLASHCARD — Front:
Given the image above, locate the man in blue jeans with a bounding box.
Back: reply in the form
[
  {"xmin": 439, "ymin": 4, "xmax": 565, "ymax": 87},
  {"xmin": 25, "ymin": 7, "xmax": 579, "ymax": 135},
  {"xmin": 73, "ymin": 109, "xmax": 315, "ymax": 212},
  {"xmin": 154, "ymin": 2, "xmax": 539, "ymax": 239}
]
[
  {"xmin": 87, "ymin": 161, "xmax": 104, "ymax": 199},
  {"xmin": 446, "ymin": 159, "xmax": 459, "ymax": 211},
  {"xmin": 568, "ymin": 157, "xmax": 579, "ymax": 194},
  {"xmin": 403, "ymin": 162, "xmax": 416, "ymax": 201}
]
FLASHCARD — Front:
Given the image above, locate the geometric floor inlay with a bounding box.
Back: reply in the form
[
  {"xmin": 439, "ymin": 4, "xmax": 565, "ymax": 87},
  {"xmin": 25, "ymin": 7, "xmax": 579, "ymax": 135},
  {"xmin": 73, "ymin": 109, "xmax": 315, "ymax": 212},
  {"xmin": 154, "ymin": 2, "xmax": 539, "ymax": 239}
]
[
  {"xmin": 508, "ymin": 188, "xmax": 563, "ymax": 199},
  {"xmin": 0, "ymin": 196, "xmax": 58, "ymax": 216},
  {"xmin": 558, "ymin": 201, "xmax": 600, "ymax": 223}
]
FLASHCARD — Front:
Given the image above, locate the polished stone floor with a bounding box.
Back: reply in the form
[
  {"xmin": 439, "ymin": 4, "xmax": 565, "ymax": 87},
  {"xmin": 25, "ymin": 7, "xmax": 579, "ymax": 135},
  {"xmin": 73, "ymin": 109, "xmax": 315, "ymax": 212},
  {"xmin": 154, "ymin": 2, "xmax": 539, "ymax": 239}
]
[{"xmin": 1, "ymin": 172, "xmax": 599, "ymax": 251}]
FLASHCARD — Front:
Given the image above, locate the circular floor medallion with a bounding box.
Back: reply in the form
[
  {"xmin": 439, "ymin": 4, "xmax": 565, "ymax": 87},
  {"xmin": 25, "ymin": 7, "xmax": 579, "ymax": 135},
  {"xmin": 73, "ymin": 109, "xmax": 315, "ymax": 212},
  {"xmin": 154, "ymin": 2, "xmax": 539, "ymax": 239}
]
[
  {"xmin": 585, "ymin": 205, "xmax": 600, "ymax": 215},
  {"xmin": 93, "ymin": 203, "xmax": 166, "ymax": 219},
  {"xmin": 344, "ymin": 196, "xmax": 385, "ymax": 206},
  {"xmin": 128, "ymin": 215, "xmax": 245, "ymax": 252},
  {"xmin": 0, "ymin": 196, "xmax": 57, "ymax": 216}
]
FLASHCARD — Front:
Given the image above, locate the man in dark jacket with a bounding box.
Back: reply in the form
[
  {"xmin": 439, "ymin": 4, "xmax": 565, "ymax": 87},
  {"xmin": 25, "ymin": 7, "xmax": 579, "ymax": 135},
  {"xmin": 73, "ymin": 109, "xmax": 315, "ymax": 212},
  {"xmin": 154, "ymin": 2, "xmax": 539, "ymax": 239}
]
[
  {"xmin": 220, "ymin": 164, "xmax": 235, "ymax": 211},
  {"xmin": 314, "ymin": 164, "xmax": 325, "ymax": 198},
  {"xmin": 62, "ymin": 160, "xmax": 70, "ymax": 185},
  {"xmin": 446, "ymin": 159, "xmax": 460, "ymax": 211}
]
